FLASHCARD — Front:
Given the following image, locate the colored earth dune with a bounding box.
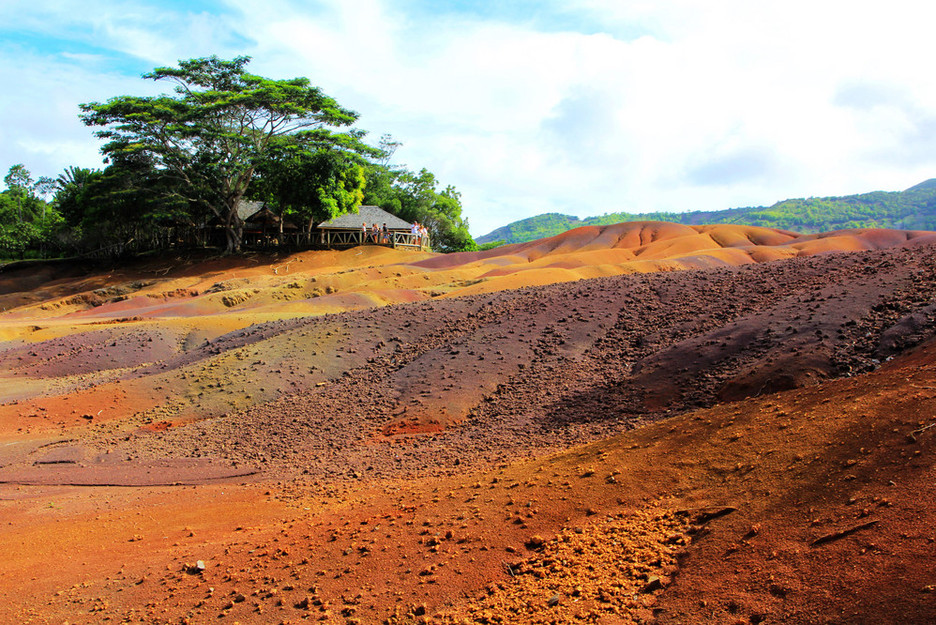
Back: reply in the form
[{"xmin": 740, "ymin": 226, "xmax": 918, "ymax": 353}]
[{"xmin": 1, "ymin": 221, "xmax": 935, "ymax": 624}]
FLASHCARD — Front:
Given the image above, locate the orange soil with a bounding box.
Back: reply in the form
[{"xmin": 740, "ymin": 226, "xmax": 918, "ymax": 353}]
[
  {"xmin": 1, "ymin": 222, "xmax": 935, "ymax": 624},
  {"xmin": 2, "ymin": 338, "xmax": 933, "ymax": 623},
  {"xmin": 3, "ymin": 223, "xmax": 931, "ymax": 331}
]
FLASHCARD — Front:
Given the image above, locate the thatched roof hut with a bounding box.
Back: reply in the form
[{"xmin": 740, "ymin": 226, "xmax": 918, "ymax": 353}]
[
  {"xmin": 317, "ymin": 205, "xmax": 412, "ymax": 231},
  {"xmin": 243, "ymin": 205, "xmax": 298, "ymax": 232},
  {"xmin": 317, "ymin": 205, "xmax": 428, "ymax": 251}
]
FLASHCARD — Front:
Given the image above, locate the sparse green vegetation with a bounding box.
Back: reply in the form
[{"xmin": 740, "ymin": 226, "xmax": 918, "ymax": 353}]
[{"xmin": 477, "ymin": 240, "xmax": 506, "ymax": 251}]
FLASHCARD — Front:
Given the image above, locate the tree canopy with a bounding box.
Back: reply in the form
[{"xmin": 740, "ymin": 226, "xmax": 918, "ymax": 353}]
[
  {"xmin": 80, "ymin": 55, "xmax": 370, "ymax": 252},
  {"xmin": 2, "ymin": 56, "xmax": 478, "ymax": 261},
  {"xmin": 0, "ymin": 164, "xmax": 63, "ymax": 259},
  {"xmin": 248, "ymin": 136, "xmax": 368, "ymax": 234},
  {"xmin": 3, "ymin": 164, "xmax": 33, "ymax": 223}
]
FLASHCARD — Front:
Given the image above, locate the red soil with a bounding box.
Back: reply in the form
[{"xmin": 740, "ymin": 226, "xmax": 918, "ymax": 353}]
[{"xmin": 1, "ymin": 222, "xmax": 935, "ymax": 623}]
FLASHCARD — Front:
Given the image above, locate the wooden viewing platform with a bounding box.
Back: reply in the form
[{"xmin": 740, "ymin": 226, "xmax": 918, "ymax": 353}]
[
  {"xmin": 317, "ymin": 229, "xmax": 431, "ymax": 251},
  {"xmin": 47, "ymin": 204, "xmax": 435, "ymax": 259},
  {"xmin": 316, "ymin": 205, "xmax": 431, "ymax": 252}
]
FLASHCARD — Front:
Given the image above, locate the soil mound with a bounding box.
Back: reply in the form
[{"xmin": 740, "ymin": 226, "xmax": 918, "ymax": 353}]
[
  {"xmin": 1, "ymin": 225, "xmax": 936, "ymax": 623},
  {"xmin": 3, "ymin": 223, "xmax": 932, "ymax": 326}
]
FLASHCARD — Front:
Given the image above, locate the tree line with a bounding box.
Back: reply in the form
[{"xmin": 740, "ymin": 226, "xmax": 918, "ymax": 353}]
[{"xmin": 0, "ymin": 56, "xmax": 476, "ymax": 261}]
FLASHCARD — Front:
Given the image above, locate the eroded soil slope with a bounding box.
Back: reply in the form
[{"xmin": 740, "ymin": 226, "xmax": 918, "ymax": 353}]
[
  {"xmin": 2, "ymin": 331, "xmax": 934, "ymax": 624},
  {"xmin": 3, "ymin": 241, "xmax": 935, "ymax": 487},
  {"xmin": 1, "ymin": 223, "xmax": 935, "ymax": 623}
]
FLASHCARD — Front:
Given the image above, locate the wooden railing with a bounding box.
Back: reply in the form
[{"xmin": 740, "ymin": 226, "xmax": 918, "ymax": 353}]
[
  {"xmin": 318, "ymin": 229, "xmax": 431, "ymax": 251},
  {"xmin": 43, "ymin": 228, "xmax": 431, "ymax": 260},
  {"xmin": 78, "ymin": 238, "xmax": 136, "ymax": 260}
]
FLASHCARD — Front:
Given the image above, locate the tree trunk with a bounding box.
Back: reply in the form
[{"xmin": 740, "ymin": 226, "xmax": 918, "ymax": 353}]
[
  {"xmin": 225, "ymin": 223, "xmax": 244, "ymax": 254},
  {"xmin": 223, "ymin": 198, "xmax": 243, "ymax": 254}
]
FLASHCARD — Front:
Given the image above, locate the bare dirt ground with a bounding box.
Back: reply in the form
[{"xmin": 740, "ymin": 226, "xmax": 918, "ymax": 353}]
[{"xmin": 1, "ymin": 223, "xmax": 935, "ymax": 624}]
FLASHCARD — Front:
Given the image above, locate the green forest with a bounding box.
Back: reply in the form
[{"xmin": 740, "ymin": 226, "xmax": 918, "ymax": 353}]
[
  {"xmin": 477, "ymin": 179, "xmax": 936, "ymax": 245},
  {"xmin": 0, "ymin": 56, "xmax": 476, "ymax": 262}
]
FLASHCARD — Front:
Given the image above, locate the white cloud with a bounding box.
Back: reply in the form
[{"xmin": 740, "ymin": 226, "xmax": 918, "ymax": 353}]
[
  {"xmin": 3, "ymin": 0, "xmax": 936, "ymax": 235},
  {"xmin": 0, "ymin": 50, "xmax": 129, "ymax": 177}
]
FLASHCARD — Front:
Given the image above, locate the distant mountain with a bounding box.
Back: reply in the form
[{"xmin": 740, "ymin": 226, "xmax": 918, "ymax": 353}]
[{"xmin": 477, "ymin": 180, "xmax": 936, "ymax": 245}]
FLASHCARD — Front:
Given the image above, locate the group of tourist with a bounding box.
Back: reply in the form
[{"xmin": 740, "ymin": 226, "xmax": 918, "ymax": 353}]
[
  {"xmin": 359, "ymin": 221, "xmax": 429, "ymax": 246},
  {"xmin": 362, "ymin": 222, "xmax": 390, "ymax": 244},
  {"xmin": 411, "ymin": 221, "xmax": 429, "ymax": 246}
]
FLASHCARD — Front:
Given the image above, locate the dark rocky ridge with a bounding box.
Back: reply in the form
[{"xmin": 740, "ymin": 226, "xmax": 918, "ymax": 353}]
[{"xmin": 97, "ymin": 242, "xmax": 936, "ymax": 483}]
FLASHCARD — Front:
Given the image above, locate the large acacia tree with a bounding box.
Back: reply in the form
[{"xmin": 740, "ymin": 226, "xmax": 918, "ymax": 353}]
[{"xmin": 80, "ymin": 56, "xmax": 366, "ymax": 252}]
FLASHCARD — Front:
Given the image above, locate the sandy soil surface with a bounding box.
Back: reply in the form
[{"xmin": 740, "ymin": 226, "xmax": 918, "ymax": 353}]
[{"xmin": 1, "ymin": 222, "xmax": 935, "ymax": 624}]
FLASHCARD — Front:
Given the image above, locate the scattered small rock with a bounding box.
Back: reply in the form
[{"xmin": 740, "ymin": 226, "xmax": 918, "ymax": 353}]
[
  {"xmin": 642, "ymin": 576, "xmax": 664, "ymax": 593},
  {"xmin": 525, "ymin": 535, "xmax": 546, "ymax": 549},
  {"xmin": 185, "ymin": 560, "xmax": 206, "ymax": 575}
]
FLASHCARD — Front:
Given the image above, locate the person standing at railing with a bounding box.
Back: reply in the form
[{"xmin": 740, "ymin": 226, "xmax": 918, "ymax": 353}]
[{"xmin": 361, "ymin": 222, "xmax": 367, "ymax": 244}]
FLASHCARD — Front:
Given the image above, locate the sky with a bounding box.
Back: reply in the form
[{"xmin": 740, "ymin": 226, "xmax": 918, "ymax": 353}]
[{"xmin": 2, "ymin": 0, "xmax": 936, "ymax": 236}]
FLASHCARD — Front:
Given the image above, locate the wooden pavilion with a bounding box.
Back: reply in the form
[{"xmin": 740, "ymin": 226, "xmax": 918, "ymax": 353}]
[
  {"xmin": 241, "ymin": 203, "xmax": 299, "ymax": 248},
  {"xmin": 317, "ymin": 205, "xmax": 430, "ymax": 251}
]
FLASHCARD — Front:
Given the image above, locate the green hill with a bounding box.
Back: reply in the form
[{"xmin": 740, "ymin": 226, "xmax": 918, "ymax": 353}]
[{"xmin": 477, "ymin": 180, "xmax": 936, "ymax": 245}]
